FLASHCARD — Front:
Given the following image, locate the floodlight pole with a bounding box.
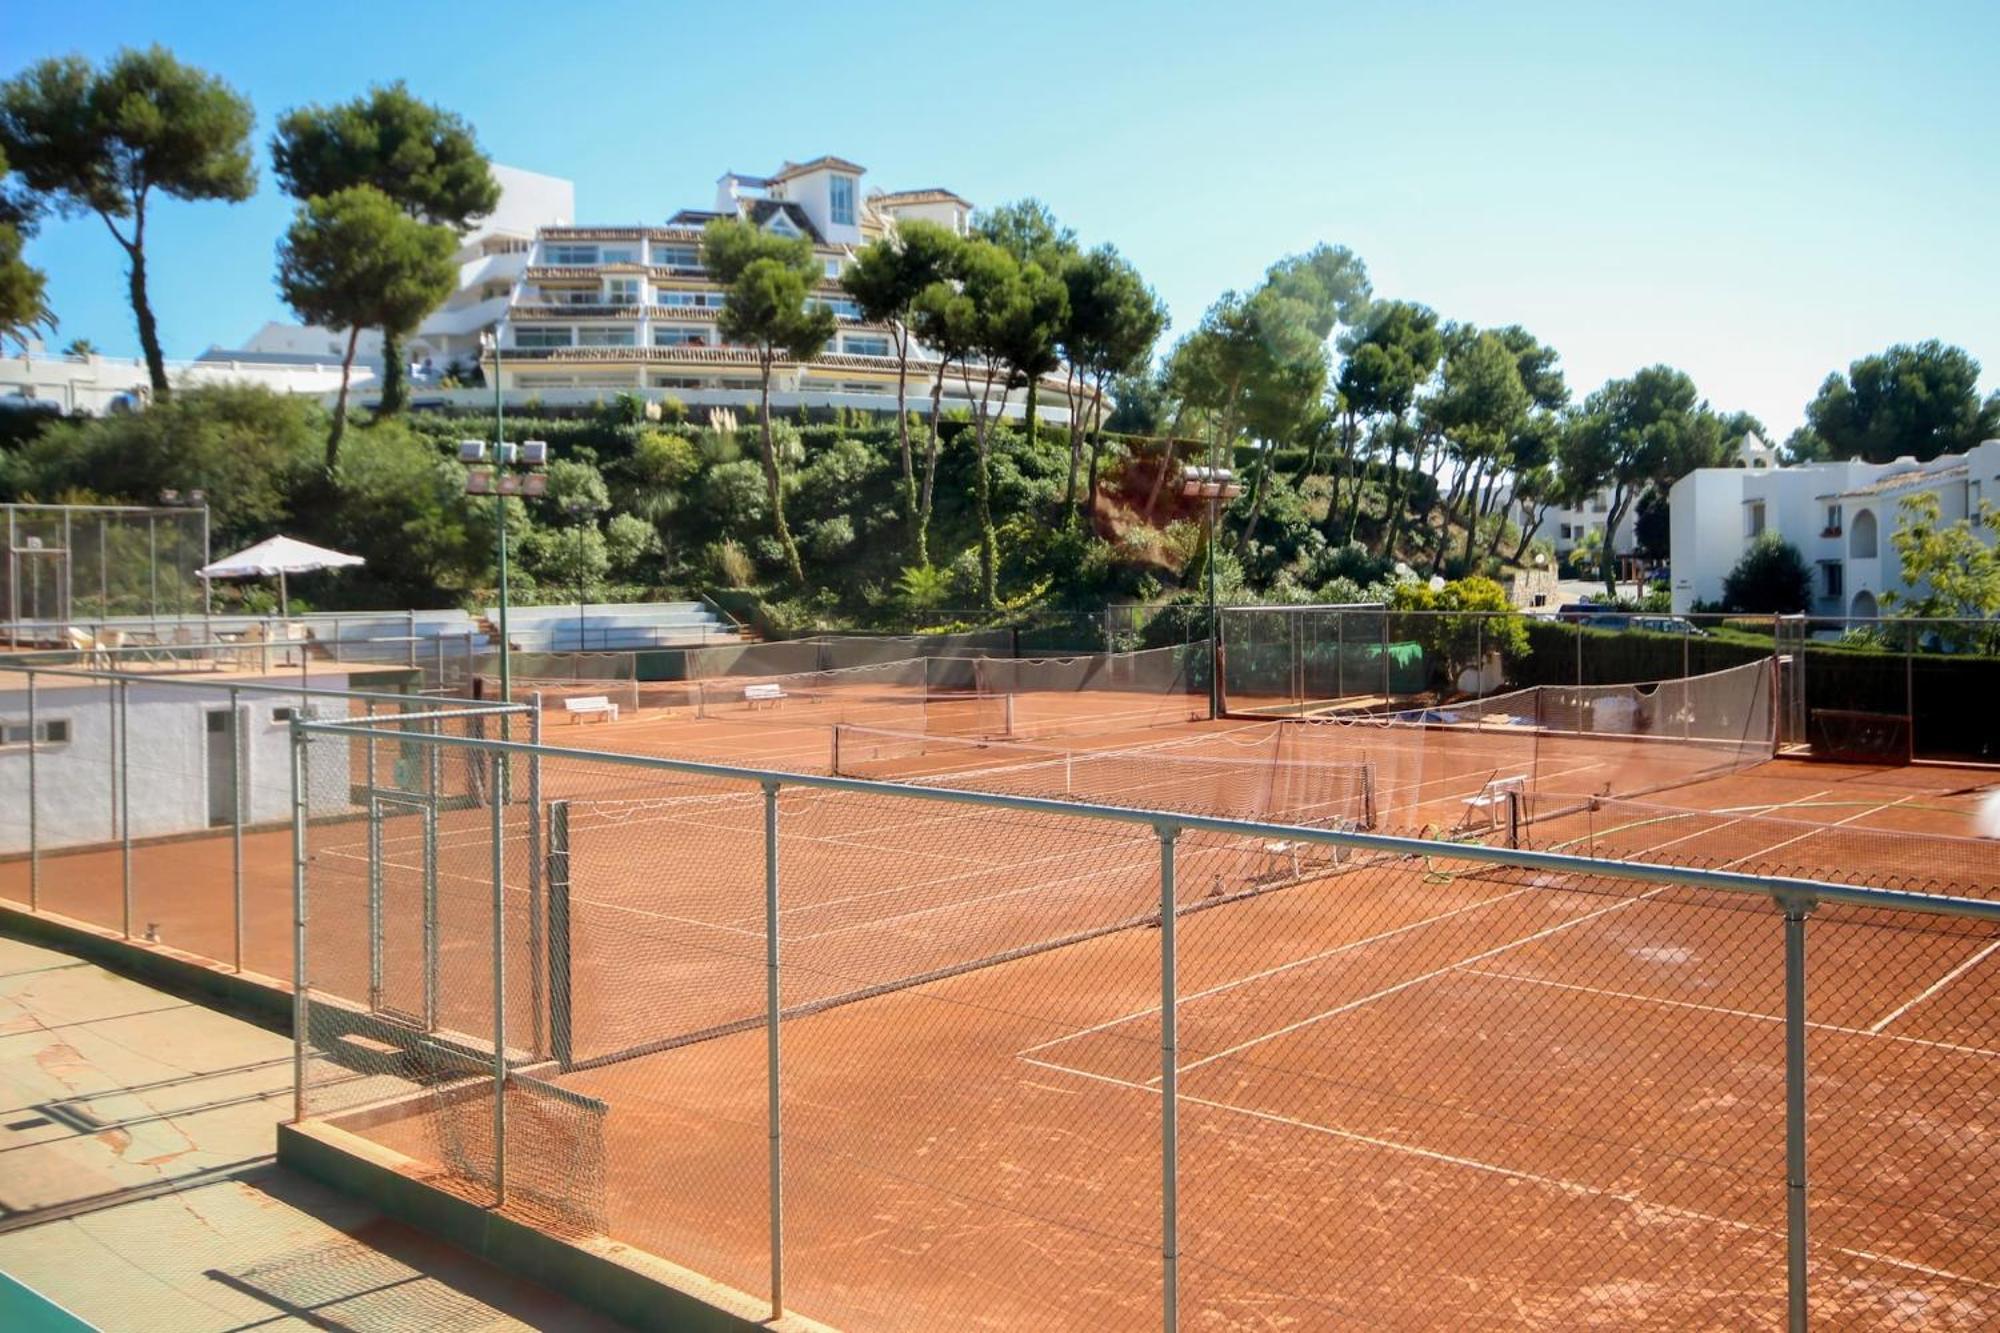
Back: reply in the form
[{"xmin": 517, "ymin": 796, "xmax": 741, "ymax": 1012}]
[{"xmin": 492, "ymin": 334, "xmax": 511, "ymax": 706}]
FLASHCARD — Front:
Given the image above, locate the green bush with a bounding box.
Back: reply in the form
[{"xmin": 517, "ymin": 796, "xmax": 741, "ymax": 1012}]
[
  {"xmin": 630, "ymin": 430, "xmax": 700, "ymax": 487},
  {"xmin": 1721, "ymin": 532, "xmax": 1812, "ymax": 613}
]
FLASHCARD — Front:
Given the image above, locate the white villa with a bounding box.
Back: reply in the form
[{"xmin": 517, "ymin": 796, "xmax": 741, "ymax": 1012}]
[
  {"xmin": 220, "ymin": 163, "xmax": 576, "ymax": 381},
  {"xmin": 1668, "ymin": 438, "xmax": 2000, "ymax": 617},
  {"xmin": 1513, "ymin": 432, "xmax": 1780, "ymax": 561},
  {"xmin": 487, "ymin": 155, "xmax": 1081, "ymax": 421}
]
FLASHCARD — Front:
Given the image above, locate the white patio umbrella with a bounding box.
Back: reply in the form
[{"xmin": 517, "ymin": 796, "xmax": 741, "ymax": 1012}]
[{"xmin": 198, "ymin": 535, "xmax": 365, "ymax": 616}]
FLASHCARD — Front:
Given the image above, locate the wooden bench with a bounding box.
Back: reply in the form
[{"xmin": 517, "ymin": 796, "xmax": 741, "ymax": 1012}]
[
  {"xmin": 743, "ymin": 683, "xmax": 786, "ymax": 710},
  {"xmin": 564, "ymin": 694, "xmax": 620, "ymax": 724},
  {"xmin": 1461, "ymin": 774, "xmax": 1529, "ymax": 831}
]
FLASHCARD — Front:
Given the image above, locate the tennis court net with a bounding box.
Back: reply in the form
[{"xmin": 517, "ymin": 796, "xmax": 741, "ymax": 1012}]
[{"xmin": 832, "ymin": 723, "xmax": 1376, "ymax": 830}]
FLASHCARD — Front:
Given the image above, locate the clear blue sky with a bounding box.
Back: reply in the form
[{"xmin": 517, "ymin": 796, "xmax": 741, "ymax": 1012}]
[{"xmin": 8, "ymin": 0, "xmax": 1996, "ymax": 437}]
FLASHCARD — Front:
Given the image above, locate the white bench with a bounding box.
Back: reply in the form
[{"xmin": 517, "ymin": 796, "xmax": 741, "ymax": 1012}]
[
  {"xmin": 743, "ymin": 683, "xmax": 786, "ymax": 710},
  {"xmin": 564, "ymin": 694, "xmax": 620, "ymax": 724},
  {"xmin": 1461, "ymin": 774, "xmax": 1529, "ymax": 830}
]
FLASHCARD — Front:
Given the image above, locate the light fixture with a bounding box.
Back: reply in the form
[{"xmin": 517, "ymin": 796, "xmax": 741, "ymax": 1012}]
[
  {"xmin": 519, "ymin": 440, "xmax": 549, "ymax": 466},
  {"xmin": 458, "ymin": 439, "xmax": 488, "ymax": 463}
]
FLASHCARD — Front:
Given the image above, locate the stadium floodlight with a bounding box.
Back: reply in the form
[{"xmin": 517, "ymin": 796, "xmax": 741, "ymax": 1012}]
[
  {"xmin": 458, "ymin": 439, "xmax": 488, "ymax": 463},
  {"xmin": 1179, "ymin": 463, "xmax": 1242, "ymax": 716},
  {"xmin": 519, "ymin": 440, "xmax": 549, "ymax": 466}
]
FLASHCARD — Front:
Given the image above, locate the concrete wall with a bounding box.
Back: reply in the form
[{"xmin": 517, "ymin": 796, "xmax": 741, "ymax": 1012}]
[
  {"xmin": 0, "ymin": 351, "xmax": 364, "ymax": 417},
  {"xmin": 0, "ymin": 677, "xmax": 354, "ymax": 853}
]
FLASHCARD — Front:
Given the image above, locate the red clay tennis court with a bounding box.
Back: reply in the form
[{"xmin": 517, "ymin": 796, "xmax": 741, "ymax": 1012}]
[{"xmin": 290, "ymin": 707, "xmax": 2000, "ymax": 1332}]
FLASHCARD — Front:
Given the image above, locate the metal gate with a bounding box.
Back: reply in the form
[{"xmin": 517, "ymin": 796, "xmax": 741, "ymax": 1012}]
[
  {"xmin": 366, "ymin": 791, "xmax": 438, "ymax": 1030},
  {"xmin": 1774, "ymin": 614, "xmax": 1809, "ymax": 752}
]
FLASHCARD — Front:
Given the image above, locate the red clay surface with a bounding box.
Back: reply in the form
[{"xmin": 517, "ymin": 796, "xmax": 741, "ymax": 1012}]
[{"xmin": 8, "ymin": 694, "xmax": 1998, "ymax": 1330}]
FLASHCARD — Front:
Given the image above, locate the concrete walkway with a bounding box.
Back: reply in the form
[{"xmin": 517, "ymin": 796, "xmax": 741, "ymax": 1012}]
[{"xmin": 0, "ymin": 936, "xmax": 625, "ymax": 1331}]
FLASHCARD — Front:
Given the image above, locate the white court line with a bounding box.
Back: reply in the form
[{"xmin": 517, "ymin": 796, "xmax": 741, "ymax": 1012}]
[
  {"xmin": 1147, "ymin": 789, "xmax": 1840, "ymax": 1082},
  {"xmin": 1165, "ymin": 889, "xmax": 1674, "ymax": 1079},
  {"xmin": 1465, "ymin": 968, "xmax": 2000, "ymax": 1063},
  {"xmin": 1017, "ymin": 880, "xmax": 1548, "ymax": 1057},
  {"xmin": 1014, "ymin": 1054, "xmax": 2000, "ymax": 1296},
  {"xmin": 1869, "ymin": 937, "xmax": 2000, "ymax": 1035}
]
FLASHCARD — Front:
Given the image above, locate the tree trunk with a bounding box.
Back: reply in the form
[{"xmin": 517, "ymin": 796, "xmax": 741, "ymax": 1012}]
[
  {"xmin": 1062, "ymin": 365, "xmax": 1085, "ymax": 516},
  {"xmin": 1601, "ymin": 483, "xmax": 1629, "ymax": 599},
  {"xmin": 1234, "ymin": 444, "xmax": 1274, "ymax": 558},
  {"xmin": 916, "ymin": 369, "xmax": 945, "ymax": 568},
  {"xmin": 1510, "ymin": 504, "xmax": 1546, "ymax": 564},
  {"xmin": 123, "ymin": 215, "xmax": 169, "ymax": 400},
  {"xmin": 894, "ymin": 329, "xmax": 916, "ymax": 557},
  {"xmin": 759, "ymin": 358, "xmax": 804, "ymax": 583},
  {"xmin": 1376, "ymin": 433, "xmax": 1409, "ymax": 553},
  {"xmin": 326, "ymin": 326, "xmax": 361, "ymax": 473},
  {"xmin": 377, "ymin": 329, "xmax": 407, "ymax": 416},
  {"xmin": 1143, "ymin": 400, "xmax": 1191, "ymax": 519},
  {"xmin": 1083, "ymin": 376, "xmax": 1109, "ymax": 520},
  {"xmin": 1460, "ymin": 458, "xmax": 1485, "ymax": 567},
  {"xmin": 1321, "ymin": 410, "xmax": 1356, "ymax": 542}
]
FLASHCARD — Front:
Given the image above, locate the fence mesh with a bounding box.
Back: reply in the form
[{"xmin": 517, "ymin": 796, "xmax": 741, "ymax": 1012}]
[{"xmin": 287, "ymin": 714, "xmax": 2000, "ymax": 1331}]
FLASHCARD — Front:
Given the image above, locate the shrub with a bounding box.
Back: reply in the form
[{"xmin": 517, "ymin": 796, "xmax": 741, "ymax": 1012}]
[
  {"xmin": 604, "ymin": 512, "xmax": 661, "ymax": 576},
  {"xmin": 709, "ymin": 538, "xmax": 755, "ymax": 588},
  {"xmin": 630, "ymin": 430, "xmax": 700, "ymax": 487},
  {"xmin": 1721, "ymin": 532, "xmax": 1812, "ymax": 613},
  {"xmin": 805, "ymin": 515, "xmax": 855, "ymax": 560},
  {"xmin": 701, "ymin": 460, "xmax": 769, "ymax": 530}
]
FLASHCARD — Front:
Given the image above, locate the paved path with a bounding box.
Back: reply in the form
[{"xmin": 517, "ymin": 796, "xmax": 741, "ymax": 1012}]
[{"xmin": 0, "ymin": 935, "xmax": 625, "ymax": 1331}]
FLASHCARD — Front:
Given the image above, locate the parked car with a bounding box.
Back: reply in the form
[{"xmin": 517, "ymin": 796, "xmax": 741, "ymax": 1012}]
[{"xmin": 1577, "ymin": 612, "xmax": 1708, "ymax": 636}]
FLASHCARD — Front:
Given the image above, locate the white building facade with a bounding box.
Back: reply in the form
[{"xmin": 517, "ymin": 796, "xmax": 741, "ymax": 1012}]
[
  {"xmin": 1668, "ymin": 439, "xmax": 2000, "ymax": 617},
  {"xmin": 487, "ymin": 156, "xmax": 1078, "ymax": 422}
]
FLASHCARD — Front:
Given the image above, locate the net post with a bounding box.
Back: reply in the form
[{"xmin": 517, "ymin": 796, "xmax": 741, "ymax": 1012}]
[
  {"xmin": 1779, "ymin": 889, "xmax": 1815, "ymax": 1332},
  {"xmin": 529, "ymin": 695, "xmax": 545, "ymax": 1059},
  {"xmin": 489, "ymin": 746, "xmax": 508, "ymax": 1209},
  {"xmin": 25, "ymin": 669, "xmax": 38, "ymax": 910},
  {"xmin": 230, "ymin": 685, "xmax": 244, "ymax": 972},
  {"xmin": 546, "ymin": 799, "xmax": 572, "ymax": 1069},
  {"xmin": 763, "ymin": 780, "xmax": 785, "ymax": 1321},
  {"xmin": 118, "ymin": 677, "xmax": 132, "ymax": 939},
  {"xmin": 1157, "ymin": 821, "xmax": 1180, "ymax": 1333},
  {"xmin": 289, "ymin": 716, "xmax": 310, "ymax": 1124}
]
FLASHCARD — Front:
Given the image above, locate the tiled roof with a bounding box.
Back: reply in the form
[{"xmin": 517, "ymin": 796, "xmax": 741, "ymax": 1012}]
[
  {"xmin": 1838, "ymin": 464, "xmax": 1968, "ymax": 499},
  {"xmin": 872, "ymin": 188, "xmax": 971, "ymax": 208},
  {"xmin": 506, "ymin": 304, "xmax": 656, "ymax": 321},
  {"xmin": 768, "ymin": 155, "xmax": 867, "ymax": 183},
  {"xmin": 668, "ymin": 209, "xmax": 723, "ymax": 225},
  {"xmin": 539, "ymin": 227, "xmax": 647, "ymax": 241},
  {"xmin": 523, "ymin": 266, "xmax": 602, "ymax": 282},
  {"xmin": 746, "ymin": 199, "xmax": 824, "ymax": 244}
]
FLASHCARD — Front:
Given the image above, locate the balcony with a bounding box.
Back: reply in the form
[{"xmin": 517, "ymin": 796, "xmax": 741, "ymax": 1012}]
[{"xmin": 507, "ymin": 303, "xmax": 644, "ymax": 320}]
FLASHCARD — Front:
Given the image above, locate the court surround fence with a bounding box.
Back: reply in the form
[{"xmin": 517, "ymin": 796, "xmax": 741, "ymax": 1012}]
[
  {"xmin": 289, "ymin": 713, "xmax": 2000, "ymax": 1332},
  {"xmin": 0, "ymin": 663, "xmax": 524, "ymax": 978}
]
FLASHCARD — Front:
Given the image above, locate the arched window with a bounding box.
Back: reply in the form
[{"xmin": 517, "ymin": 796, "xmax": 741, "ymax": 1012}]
[{"xmin": 1849, "ymin": 507, "xmax": 1879, "ymax": 559}]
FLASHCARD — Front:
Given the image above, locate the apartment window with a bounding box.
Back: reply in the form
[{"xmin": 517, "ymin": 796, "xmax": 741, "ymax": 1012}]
[
  {"xmin": 823, "ymin": 257, "xmax": 842, "ymax": 279},
  {"xmin": 513, "ymin": 326, "xmax": 573, "ymax": 348},
  {"xmin": 544, "ymin": 243, "xmax": 599, "ymax": 265},
  {"xmin": 652, "ymin": 374, "xmax": 704, "ymax": 389},
  {"xmin": 551, "ymin": 289, "xmax": 602, "ymax": 306},
  {"xmin": 480, "ymin": 282, "xmax": 511, "ymax": 301},
  {"xmin": 1, "ymin": 717, "xmax": 70, "ymax": 748},
  {"xmin": 578, "ymin": 327, "xmax": 637, "ymax": 347},
  {"xmin": 811, "ymin": 297, "xmax": 861, "ymax": 320},
  {"xmin": 653, "ymin": 327, "xmax": 707, "ymax": 347},
  {"xmin": 1822, "ymin": 562, "xmax": 1844, "ymax": 598},
  {"xmin": 599, "ymin": 247, "xmax": 638, "ymax": 264},
  {"xmin": 767, "ymin": 213, "xmax": 799, "ymax": 237},
  {"xmin": 830, "ymin": 175, "xmax": 856, "ymax": 227},
  {"xmin": 842, "ymin": 335, "xmax": 891, "ymax": 357},
  {"xmin": 1823, "ymin": 503, "xmax": 1842, "ymax": 536},
  {"xmin": 604, "ymin": 278, "xmax": 641, "ymax": 306},
  {"xmin": 720, "ymin": 377, "xmax": 758, "ymax": 390},
  {"xmin": 1746, "ymin": 501, "xmax": 1766, "ymax": 538},
  {"xmin": 658, "ymin": 291, "xmax": 724, "ymax": 309},
  {"xmin": 654, "ymin": 245, "xmax": 700, "ymax": 269}
]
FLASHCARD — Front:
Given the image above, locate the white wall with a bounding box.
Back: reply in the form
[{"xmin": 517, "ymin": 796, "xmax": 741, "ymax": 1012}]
[
  {"xmin": 0, "ymin": 678, "xmax": 356, "ymax": 854},
  {"xmin": 0, "ymin": 351, "xmax": 367, "ymax": 417}
]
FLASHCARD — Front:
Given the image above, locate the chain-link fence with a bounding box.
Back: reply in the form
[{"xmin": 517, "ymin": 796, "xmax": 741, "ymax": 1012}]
[
  {"xmin": 0, "ymin": 664, "xmax": 522, "ymax": 981},
  {"xmin": 289, "ymin": 714, "xmax": 2000, "ymax": 1331},
  {"xmin": 2, "ymin": 503, "xmax": 211, "ymax": 645}
]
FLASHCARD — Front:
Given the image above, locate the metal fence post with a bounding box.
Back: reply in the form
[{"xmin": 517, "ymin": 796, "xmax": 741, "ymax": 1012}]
[
  {"xmin": 528, "ymin": 696, "xmax": 544, "ymax": 1059},
  {"xmin": 1782, "ymin": 892, "xmax": 1815, "ymax": 1332},
  {"xmin": 230, "ymin": 685, "xmax": 244, "ymax": 972},
  {"xmin": 289, "ymin": 718, "xmax": 310, "ymax": 1123},
  {"xmin": 764, "ymin": 780, "xmax": 785, "ymax": 1321},
  {"xmin": 1158, "ymin": 823, "xmax": 1180, "ymax": 1333},
  {"xmin": 26, "ymin": 669, "xmax": 38, "ymax": 910},
  {"xmin": 118, "ymin": 678, "xmax": 132, "ymax": 939},
  {"xmin": 490, "ymin": 747, "xmax": 508, "ymax": 1208},
  {"xmin": 407, "ymin": 609, "xmax": 418, "ymax": 669}
]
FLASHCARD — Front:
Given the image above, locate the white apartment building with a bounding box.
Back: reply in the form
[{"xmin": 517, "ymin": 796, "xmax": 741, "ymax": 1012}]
[
  {"xmin": 1514, "ymin": 432, "xmax": 1779, "ymax": 560},
  {"xmin": 488, "ymin": 155, "xmax": 1080, "ymax": 421},
  {"xmin": 1668, "ymin": 438, "xmax": 2000, "ymax": 617},
  {"xmin": 214, "ymin": 163, "xmax": 575, "ymax": 382}
]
